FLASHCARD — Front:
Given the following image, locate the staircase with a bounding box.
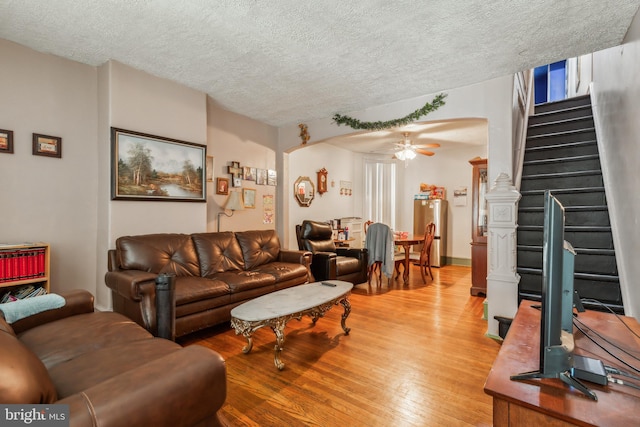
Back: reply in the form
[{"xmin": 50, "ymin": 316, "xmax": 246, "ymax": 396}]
[{"xmin": 516, "ymin": 95, "xmax": 623, "ymax": 313}]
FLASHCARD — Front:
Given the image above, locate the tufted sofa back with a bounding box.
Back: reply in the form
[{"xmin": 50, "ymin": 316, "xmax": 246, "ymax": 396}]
[
  {"xmin": 191, "ymin": 232, "xmax": 245, "ymax": 277},
  {"xmin": 115, "ymin": 231, "xmax": 283, "ymax": 277},
  {"xmin": 116, "ymin": 233, "xmax": 200, "ymax": 276},
  {"xmin": 235, "ymin": 229, "xmax": 281, "ymax": 270}
]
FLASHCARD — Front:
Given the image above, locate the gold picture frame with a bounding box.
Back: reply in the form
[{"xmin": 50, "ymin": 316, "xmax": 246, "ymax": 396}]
[
  {"xmin": 110, "ymin": 127, "xmax": 206, "ymax": 202},
  {"xmin": 216, "ymin": 177, "xmax": 229, "ymax": 195},
  {"xmin": 243, "ymin": 188, "xmax": 256, "ymax": 208}
]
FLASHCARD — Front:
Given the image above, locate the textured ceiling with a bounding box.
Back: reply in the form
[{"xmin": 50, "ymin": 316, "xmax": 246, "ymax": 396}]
[{"xmin": 1, "ymin": 1, "xmax": 639, "ymax": 127}]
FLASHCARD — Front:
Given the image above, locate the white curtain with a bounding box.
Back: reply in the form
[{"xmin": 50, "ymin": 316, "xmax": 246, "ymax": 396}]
[{"xmin": 364, "ymin": 159, "xmax": 396, "ymax": 230}]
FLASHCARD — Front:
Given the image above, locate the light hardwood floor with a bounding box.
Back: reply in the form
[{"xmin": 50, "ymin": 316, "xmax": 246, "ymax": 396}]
[{"xmin": 179, "ymin": 265, "xmax": 501, "ymax": 427}]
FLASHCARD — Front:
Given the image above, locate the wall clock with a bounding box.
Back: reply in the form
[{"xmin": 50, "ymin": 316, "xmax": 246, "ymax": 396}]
[{"xmin": 317, "ymin": 168, "xmax": 328, "ymax": 194}]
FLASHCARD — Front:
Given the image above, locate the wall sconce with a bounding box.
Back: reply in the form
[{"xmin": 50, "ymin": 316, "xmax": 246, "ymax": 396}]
[{"xmin": 217, "ymin": 190, "xmax": 244, "ymax": 232}]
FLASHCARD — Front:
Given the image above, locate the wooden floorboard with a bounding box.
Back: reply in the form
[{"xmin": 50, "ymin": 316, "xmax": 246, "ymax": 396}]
[{"xmin": 179, "ymin": 265, "xmax": 501, "ymax": 427}]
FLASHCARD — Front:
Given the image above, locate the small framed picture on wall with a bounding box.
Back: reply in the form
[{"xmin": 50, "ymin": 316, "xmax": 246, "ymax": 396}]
[
  {"xmin": 0, "ymin": 129, "xmax": 13, "ymax": 154},
  {"xmin": 216, "ymin": 177, "xmax": 229, "ymax": 195},
  {"xmin": 33, "ymin": 133, "xmax": 62, "ymax": 158},
  {"xmin": 243, "ymin": 188, "xmax": 256, "ymax": 208}
]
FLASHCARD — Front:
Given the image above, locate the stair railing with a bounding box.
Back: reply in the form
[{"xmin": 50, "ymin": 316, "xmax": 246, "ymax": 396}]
[{"xmin": 512, "ymin": 69, "xmax": 534, "ymax": 189}]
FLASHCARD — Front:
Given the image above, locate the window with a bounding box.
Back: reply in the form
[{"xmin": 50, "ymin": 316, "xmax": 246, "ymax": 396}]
[{"xmin": 364, "ymin": 159, "xmax": 396, "ymax": 229}]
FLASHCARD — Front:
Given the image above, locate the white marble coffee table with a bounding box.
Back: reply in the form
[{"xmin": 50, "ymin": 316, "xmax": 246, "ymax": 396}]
[{"xmin": 230, "ymin": 280, "xmax": 353, "ymax": 370}]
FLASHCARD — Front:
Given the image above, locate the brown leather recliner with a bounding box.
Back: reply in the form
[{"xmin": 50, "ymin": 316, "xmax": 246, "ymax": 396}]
[
  {"xmin": 296, "ymin": 220, "xmax": 368, "ymax": 284},
  {"xmin": 0, "ymin": 290, "xmax": 227, "ymax": 426}
]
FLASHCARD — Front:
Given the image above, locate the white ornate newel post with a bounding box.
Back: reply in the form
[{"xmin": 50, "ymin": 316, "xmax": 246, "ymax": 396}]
[{"xmin": 485, "ymin": 173, "xmax": 521, "ymax": 339}]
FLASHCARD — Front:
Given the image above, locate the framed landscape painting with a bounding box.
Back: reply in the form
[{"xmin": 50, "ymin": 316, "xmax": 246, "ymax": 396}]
[{"xmin": 111, "ymin": 127, "xmax": 206, "ymax": 202}]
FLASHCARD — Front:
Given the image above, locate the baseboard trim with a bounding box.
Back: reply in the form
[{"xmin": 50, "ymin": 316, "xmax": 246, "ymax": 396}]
[{"xmin": 446, "ymin": 257, "xmax": 471, "ymax": 267}]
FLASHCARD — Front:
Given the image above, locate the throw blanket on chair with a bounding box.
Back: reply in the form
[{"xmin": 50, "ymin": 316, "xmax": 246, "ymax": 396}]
[{"xmin": 365, "ymin": 223, "xmax": 395, "ymax": 278}]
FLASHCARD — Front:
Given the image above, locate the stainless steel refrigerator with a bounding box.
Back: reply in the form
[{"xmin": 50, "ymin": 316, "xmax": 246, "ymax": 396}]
[{"xmin": 413, "ymin": 199, "xmax": 448, "ymax": 267}]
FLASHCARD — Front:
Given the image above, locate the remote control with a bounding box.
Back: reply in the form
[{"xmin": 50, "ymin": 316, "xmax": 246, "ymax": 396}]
[{"xmin": 321, "ymin": 281, "xmax": 337, "ymax": 287}]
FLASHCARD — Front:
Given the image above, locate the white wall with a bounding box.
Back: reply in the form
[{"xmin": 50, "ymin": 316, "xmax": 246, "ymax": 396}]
[
  {"xmin": 285, "ymin": 137, "xmax": 485, "ymax": 261},
  {"xmin": 105, "ymin": 60, "xmax": 208, "ymax": 238},
  {"xmin": 206, "ymin": 99, "xmax": 278, "ymax": 232},
  {"xmin": 93, "ymin": 61, "xmax": 208, "ymax": 308},
  {"xmin": 287, "ymin": 143, "xmax": 363, "ymax": 249},
  {"xmin": 0, "ymin": 41, "xmax": 282, "ymax": 310},
  {"xmin": 590, "ymin": 8, "xmax": 640, "ymax": 318},
  {"xmin": 279, "ymin": 78, "xmax": 507, "ymax": 260},
  {"xmin": 0, "ymin": 39, "xmax": 99, "ymax": 298},
  {"xmin": 278, "ymin": 76, "xmax": 512, "ymax": 185},
  {"xmin": 397, "ymin": 144, "xmax": 487, "ymax": 261}
]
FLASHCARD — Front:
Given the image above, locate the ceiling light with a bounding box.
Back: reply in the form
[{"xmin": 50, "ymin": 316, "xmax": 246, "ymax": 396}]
[
  {"xmin": 404, "ymin": 149, "xmax": 417, "ymax": 160},
  {"xmin": 396, "ymin": 148, "xmax": 416, "ymax": 161}
]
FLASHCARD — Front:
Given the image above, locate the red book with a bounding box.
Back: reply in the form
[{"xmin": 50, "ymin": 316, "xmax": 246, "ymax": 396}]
[
  {"xmin": 38, "ymin": 248, "xmax": 45, "ymax": 277},
  {"xmin": 12, "ymin": 252, "xmax": 19, "ymax": 281},
  {"xmin": 19, "ymin": 250, "xmax": 27, "ymax": 279},
  {"xmin": 0, "ymin": 251, "xmax": 6, "ymax": 282},
  {"xmin": 7, "ymin": 252, "xmax": 14, "ymax": 281},
  {"xmin": 29, "ymin": 250, "xmax": 36, "ymax": 278}
]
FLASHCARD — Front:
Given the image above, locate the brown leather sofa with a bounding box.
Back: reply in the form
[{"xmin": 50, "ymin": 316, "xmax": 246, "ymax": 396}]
[
  {"xmin": 0, "ymin": 289, "xmax": 227, "ymax": 426},
  {"xmin": 296, "ymin": 220, "xmax": 368, "ymax": 284},
  {"xmin": 106, "ymin": 230, "xmax": 311, "ymax": 338}
]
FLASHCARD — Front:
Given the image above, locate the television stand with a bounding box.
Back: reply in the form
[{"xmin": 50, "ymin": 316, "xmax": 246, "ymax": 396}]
[
  {"xmin": 485, "ymin": 301, "xmax": 640, "ymax": 427},
  {"xmin": 510, "ymin": 369, "xmax": 597, "ymax": 401}
]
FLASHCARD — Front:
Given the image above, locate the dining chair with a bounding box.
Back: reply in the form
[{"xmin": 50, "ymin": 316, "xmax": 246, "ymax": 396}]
[
  {"xmin": 363, "ymin": 220, "xmax": 379, "ymax": 281},
  {"xmin": 364, "ymin": 220, "xmax": 373, "ymax": 234},
  {"xmin": 394, "ymin": 222, "xmax": 436, "ymax": 283},
  {"xmin": 364, "ymin": 222, "xmax": 394, "ymax": 285}
]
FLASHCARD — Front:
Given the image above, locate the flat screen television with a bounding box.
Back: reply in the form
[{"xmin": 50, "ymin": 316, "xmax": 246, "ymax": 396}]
[{"xmin": 511, "ymin": 191, "xmax": 602, "ymax": 400}]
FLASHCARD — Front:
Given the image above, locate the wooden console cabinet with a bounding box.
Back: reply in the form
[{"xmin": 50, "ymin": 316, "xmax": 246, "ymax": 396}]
[
  {"xmin": 485, "ymin": 301, "xmax": 640, "ymax": 426},
  {"xmin": 469, "ymin": 158, "xmax": 487, "ymax": 296}
]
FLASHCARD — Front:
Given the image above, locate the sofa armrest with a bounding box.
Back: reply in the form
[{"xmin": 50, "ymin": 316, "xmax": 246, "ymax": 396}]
[
  {"xmin": 107, "ymin": 249, "xmax": 119, "ymax": 272},
  {"xmin": 10, "ymin": 290, "xmax": 95, "ymax": 335},
  {"xmin": 104, "ymin": 270, "xmax": 158, "ymax": 301},
  {"xmin": 279, "ymin": 250, "xmax": 313, "ymax": 281},
  {"xmin": 337, "ymin": 247, "xmax": 368, "ymax": 261},
  {"xmin": 278, "ymin": 249, "xmax": 311, "ymax": 265},
  {"xmin": 105, "ymin": 270, "xmax": 157, "ymax": 333},
  {"xmin": 60, "ymin": 345, "xmax": 226, "ymax": 427},
  {"xmin": 309, "ymin": 251, "xmax": 338, "ymax": 281}
]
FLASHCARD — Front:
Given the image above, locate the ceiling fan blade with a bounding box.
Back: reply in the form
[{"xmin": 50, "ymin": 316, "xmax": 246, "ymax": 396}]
[
  {"xmin": 416, "ymin": 148, "xmax": 435, "ymax": 156},
  {"xmin": 414, "ymin": 143, "xmax": 441, "ymax": 149}
]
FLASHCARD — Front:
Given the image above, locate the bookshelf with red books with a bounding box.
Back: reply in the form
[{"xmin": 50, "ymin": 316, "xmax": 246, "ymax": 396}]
[{"xmin": 0, "ymin": 243, "xmax": 50, "ymax": 299}]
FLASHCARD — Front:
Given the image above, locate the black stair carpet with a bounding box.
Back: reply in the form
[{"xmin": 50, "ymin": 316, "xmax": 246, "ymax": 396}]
[{"xmin": 517, "ymin": 95, "xmax": 623, "ymax": 313}]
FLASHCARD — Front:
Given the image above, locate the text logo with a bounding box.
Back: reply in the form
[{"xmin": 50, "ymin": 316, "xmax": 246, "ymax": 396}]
[{"xmin": 1, "ymin": 405, "xmax": 69, "ymax": 426}]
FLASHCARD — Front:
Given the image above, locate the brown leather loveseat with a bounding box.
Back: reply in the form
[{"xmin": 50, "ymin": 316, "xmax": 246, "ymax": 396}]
[
  {"xmin": 0, "ymin": 289, "xmax": 227, "ymax": 426},
  {"xmin": 106, "ymin": 230, "xmax": 311, "ymax": 338}
]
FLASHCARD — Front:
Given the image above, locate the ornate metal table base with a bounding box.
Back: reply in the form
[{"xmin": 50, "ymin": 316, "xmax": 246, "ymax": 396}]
[{"xmin": 231, "ymin": 295, "xmax": 351, "ymax": 370}]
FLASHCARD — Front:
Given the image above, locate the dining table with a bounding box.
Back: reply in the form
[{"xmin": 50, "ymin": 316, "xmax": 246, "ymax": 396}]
[{"xmin": 393, "ymin": 234, "xmax": 425, "ymax": 283}]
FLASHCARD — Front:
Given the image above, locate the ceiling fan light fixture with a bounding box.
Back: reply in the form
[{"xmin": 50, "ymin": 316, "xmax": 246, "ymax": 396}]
[
  {"xmin": 404, "ymin": 149, "xmax": 417, "ymax": 160},
  {"xmin": 395, "ymin": 147, "xmax": 416, "ymax": 161}
]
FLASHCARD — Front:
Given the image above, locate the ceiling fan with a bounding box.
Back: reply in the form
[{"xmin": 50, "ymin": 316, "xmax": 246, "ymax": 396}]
[{"xmin": 393, "ymin": 132, "xmax": 440, "ymax": 160}]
